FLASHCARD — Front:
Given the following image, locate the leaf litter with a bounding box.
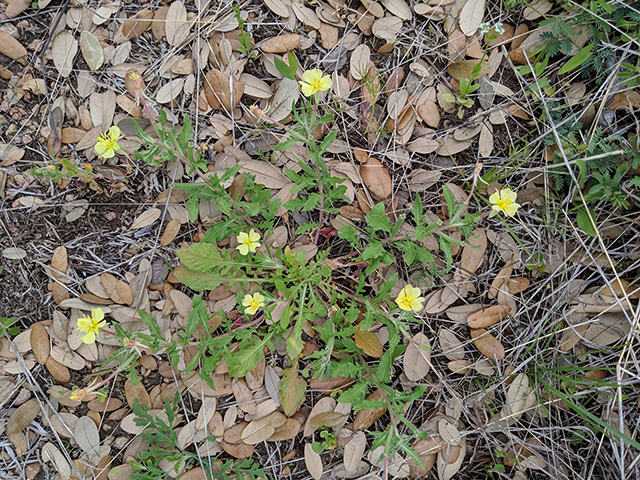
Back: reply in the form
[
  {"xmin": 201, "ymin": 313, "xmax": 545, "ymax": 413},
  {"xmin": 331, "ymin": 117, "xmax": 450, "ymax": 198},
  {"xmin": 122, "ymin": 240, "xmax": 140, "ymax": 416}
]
[{"xmin": 0, "ymin": 0, "xmax": 639, "ymax": 478}]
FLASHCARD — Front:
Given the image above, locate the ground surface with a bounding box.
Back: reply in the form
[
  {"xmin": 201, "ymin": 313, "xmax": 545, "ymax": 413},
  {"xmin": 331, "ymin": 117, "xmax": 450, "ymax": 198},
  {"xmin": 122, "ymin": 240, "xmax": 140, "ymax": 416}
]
[{"xmin": 1, "ymin": 0, "xmax": 640, "ymax": 479}]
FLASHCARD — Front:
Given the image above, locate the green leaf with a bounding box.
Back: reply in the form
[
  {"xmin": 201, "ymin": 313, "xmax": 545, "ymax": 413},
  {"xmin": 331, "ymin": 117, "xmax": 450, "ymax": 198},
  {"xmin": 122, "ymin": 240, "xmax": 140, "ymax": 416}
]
[
  {"xmin": 362, "ymin": 241, "xmax": 385, "ymax": 261},
  {"xmin": 227, "ymin": 334, "xmax": 273, "ymax": 377},
  {"xmin": 558, "ymin": 44, "xmax": 593, "ymax": 75},
  {"xmin": 274, "ymin": 56, "xmax": 295, "ymax": 80},
  {"xmin": 365, "ymin": 203, "xmax": 391, "ymax": 233},
  {"xmin": 576, "ymin": 207, "xmax": 597, "ymax": 236},
  {"xmin": 279, "ymin": 364, "xmax": 306, "ymax": 415}
]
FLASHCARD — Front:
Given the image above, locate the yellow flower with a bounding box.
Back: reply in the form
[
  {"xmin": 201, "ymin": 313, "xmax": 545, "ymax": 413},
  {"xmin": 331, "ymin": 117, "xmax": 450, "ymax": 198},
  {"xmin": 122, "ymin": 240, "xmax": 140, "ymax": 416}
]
[
  {"xmin": 94, "ymin": 126, "xmax": 123, "ymax": 159},
  {"xmin": 395, "ymin": 284, "xmax": 424, "ymax": 312},
  {"xmin": 236, "ymin": 229, "xmax": 261, "ymax": 255},
  {"xmin": 489, "ymin": 188, "xmax": 520, "ymax": 217},
  {"xmin": 299, "ymin": 69, "xmax": 333, "ymax": 97},
  {"xmin": 70, "ymin": 388, "xmax": 88, "ymax": 401},
  {"xmin": 242, "ymin": 292, "xmax": 265, "ymax": 315},
  {"xmin": 76, "ymin": 308, "xmax": 107, "ymax": 344}
]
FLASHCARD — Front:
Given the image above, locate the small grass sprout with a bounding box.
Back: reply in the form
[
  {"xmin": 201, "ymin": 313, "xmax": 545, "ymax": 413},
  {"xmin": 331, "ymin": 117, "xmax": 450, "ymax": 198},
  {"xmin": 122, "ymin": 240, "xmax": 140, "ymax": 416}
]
[
  {"xmin": 299, "ymin": 69, "xmax": 333, "ymax": 97},
  {"xmin": 76, "ymin": 307, "xmax": 107, "ymax": 344},
  {"xmin": 395, "ymin": 284, "xmax": 425, "ymax": 312},
  {"xmin": 94, "ymin": 126, "xmax": 124, "ymax": 159},
  {"xmin": 242, "ymin": 292, "xmax": 265, "ymax": 315},
  {"xmin": 489, "ymin": 188, "xmax": 520, "ymax": 217},
  {"xmin": 236, "ymin": 229, "xmax": 261, "ymax": 255}
]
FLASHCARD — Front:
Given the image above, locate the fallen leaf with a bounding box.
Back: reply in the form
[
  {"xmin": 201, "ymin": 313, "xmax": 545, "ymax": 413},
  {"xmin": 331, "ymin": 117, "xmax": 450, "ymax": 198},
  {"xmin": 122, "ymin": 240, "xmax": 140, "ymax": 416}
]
[
  {"xmin": 74, "ymin": 416, "xmax": 100, "ymax": 456},
  {"xmin": 470, "ymin": 328, "xmax": 505, "ymax": 360},
  {"xmin": 305, "ymin": 443, "xmax": 323, "ymax": 480},
  {"xmin": 350, "ymin": 44, "xmax": 371, "ymax": 80},
  {"xmin": 165, "ymin": 1, "xmax": 189, "ymax": 46},
  {"xmin": 0, "ymin": 31, "xmax": 28, "ymax": 63},
  {"xmin": 458, "ymin": 0, "xmax": 486, "ymax": 35},
  {"xmin": 261, "ymin": 34, "xmax": 300, "ymax": 53},
  {"xmin": 131, "ymin": 208, "xmax": 161, "ymax": 229},
  {"xmin": 448, "ymin": 60, "xmax": 490, "ymax": 80},
  {"xmin": 439, "ymin": 328, "xmax": 465, "ymax": 361},
  {"xmin": 354, "ymin": 328, "xmax": 383, "ymax": 357},
  {"xmin": 43, "ymin": 443, "xmax": 71, "ymax": 480},
  {"xmin": 7, "ymin": 398, "xmax": 40, "ymax": 435},
  {"xmin": 79, "ymin": 31, "xmax": 104, "ymax": 71},
  {"xmin": 279, "ymin": 365, "xmax": 306, "ymax": 415},
  {"xmin": 343, "ymin": 431, "xmax": 367, "ymax": 472},
  {"xmin": 50, "ymin": 245, "xmax": 68, "ymax": 279},
  {"xmin": 360, "ymin": 157, "xmax": 392, "ymax": 199},
  {"xmin": 467, "ymin": 305, "xmax": 511, "ymax": 329},
  {"xmin": 52, "ymin": 30, "xmax": 78, "ymax": 78},
  {"xmin": 404, "ymin": 332, "xmax": 431, "ymax": 381}
]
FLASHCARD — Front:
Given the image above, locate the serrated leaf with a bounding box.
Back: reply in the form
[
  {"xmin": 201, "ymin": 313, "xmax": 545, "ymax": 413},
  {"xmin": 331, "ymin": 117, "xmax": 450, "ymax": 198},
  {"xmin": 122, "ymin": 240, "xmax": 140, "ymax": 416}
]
[{"xmin": 279, "ymin": 365, "xmax": 306, "ymax": 415}]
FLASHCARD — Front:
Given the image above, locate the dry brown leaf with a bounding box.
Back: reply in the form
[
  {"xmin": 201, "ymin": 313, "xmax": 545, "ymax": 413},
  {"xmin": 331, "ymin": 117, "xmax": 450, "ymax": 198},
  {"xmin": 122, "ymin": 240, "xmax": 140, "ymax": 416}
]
[
  {"xmin": 343, "ymin": 430, "xmax": 367, "ymax": 472},
  {"xmin": 7, "ymin": 398, "xmax": 40, "ymax": 435},
  {"xmin": 43, "ymin": 443, "xmax": 71, "ymax": 480},
  {"xmin": 165, "ymin": 1, "xmax": 189, "ymax": 46},
  {"xmin": 118, "ymin": 9, "xmax": 153, "ymax": 43},
  {"xmin": 74, "ymin": 416, "xmax": 100, "ymax": 456},
  {"xmin": 372, "ymin": 16, "xmax": 403, "ymax": 41},
  {"xmin": 305, "ymin": 443, "xmax": 323, "ymax": 480},
  {"xmin": 238, "ymin": 160, "xmax": 289, "ymax": 189},
  {"xmin": 46, "ymin": 357, "xmax": 71, "ymax": 382},
  {"xmin": 448, "ymin": 60, "xmax": 490, "ymax": 80},
  {"xmin": 417, "ymin": 100, "xmax": 440, "ymax": 128},
  {"xmin": 79, "ymin": 31, "xmax": 103, "ymax": 71},
  {"xmin": 261, "ymin": 34, "xmax": 300, "ymax": 53},
  {"xmin": 353, "ymin": 389, "xmax": 387, "ymax": 431},
  {"xmin": 6, "ymin": 0, "xmax": 30, "ymax": 18},
  {"xmin": 52, "ymin": 30, "xmax": 77, "ymax": 78},
  {"xmin": 350, "ymin": 44, "xmax": 371, "ymax": 80},
  {"xmin": 478, "ymin": 123, "xmax": 494, "ymax": 157},
  {"xmin": 131, "ymin": 208, "xmax": 161, "ymax": 229},
  {"xmin": 467, "ymin": 305, "xmax": 511, "ymax": 329},
  {"xmin": 156, "ymin": 77, "xmax": 186, "ymax": 104},
  {"xmin": 125, "ymin": 378, "xmax": 152, "ymax": 410},
  {"xmin": 354, "ymin": 328, "xmax": 383, "ymax": 357},
  {"xmin": 304, "ymin": 397, "xmax": 336, "ymax": 437},
  {"xmin": 50, "ymin": 245, "xmax": 67, "ymax": 280},
  {"xmin": 90, "ymin": 91, "xmax": 116, "ymax": 132},
  {"xmin": 458, "ymin": 0, "xmax": 486, "ymax": 35},
  {"xmin": 470, "ymin": 328, "xmax": 505, "ymax": 360},
  {"xmin": 499, "ymin": 372, "xmax": 530, "ymax": 424},
  {"xmin": 583, "ymin": 312, "xmax": 631, "ymax": 346},
  {"xmin": 360, "ymin": 157, "xmax": 392, "ymax": 200},
  {"xmin": 160, "ymin": 219, "xmax": 181, "ymax": 246},
  {"xmin": 116, "ymin": 280, "xmax": 134, "ymax": 305},
  {"xmin": 267, "ymin": 418, "xmax": 300, "ymax": 441},
  {"xmin": 439, "ymin": 329, "xmax": 465, "ymax": 361},
  {"xmin": 30, "ymin": 323, "xmax": 50, "ymax": 365},
  {"xmin": 404, "ymin": 332, "xmax": 431, "ymax": 381},
  {"xmin": 0, "ymin": 31, "xmax": 28, "ymax": 64},
  {"xmin": 232, "ymin": 378, "xmax": 257, "ymax": 415}
]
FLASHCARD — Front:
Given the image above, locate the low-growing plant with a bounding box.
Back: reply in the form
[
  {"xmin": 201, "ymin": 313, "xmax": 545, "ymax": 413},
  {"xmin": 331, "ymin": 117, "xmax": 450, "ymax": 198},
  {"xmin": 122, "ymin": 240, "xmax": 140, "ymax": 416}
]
[{"xmin": 65, "ymin": 62, "xmax": 525, "ymax": 475}]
